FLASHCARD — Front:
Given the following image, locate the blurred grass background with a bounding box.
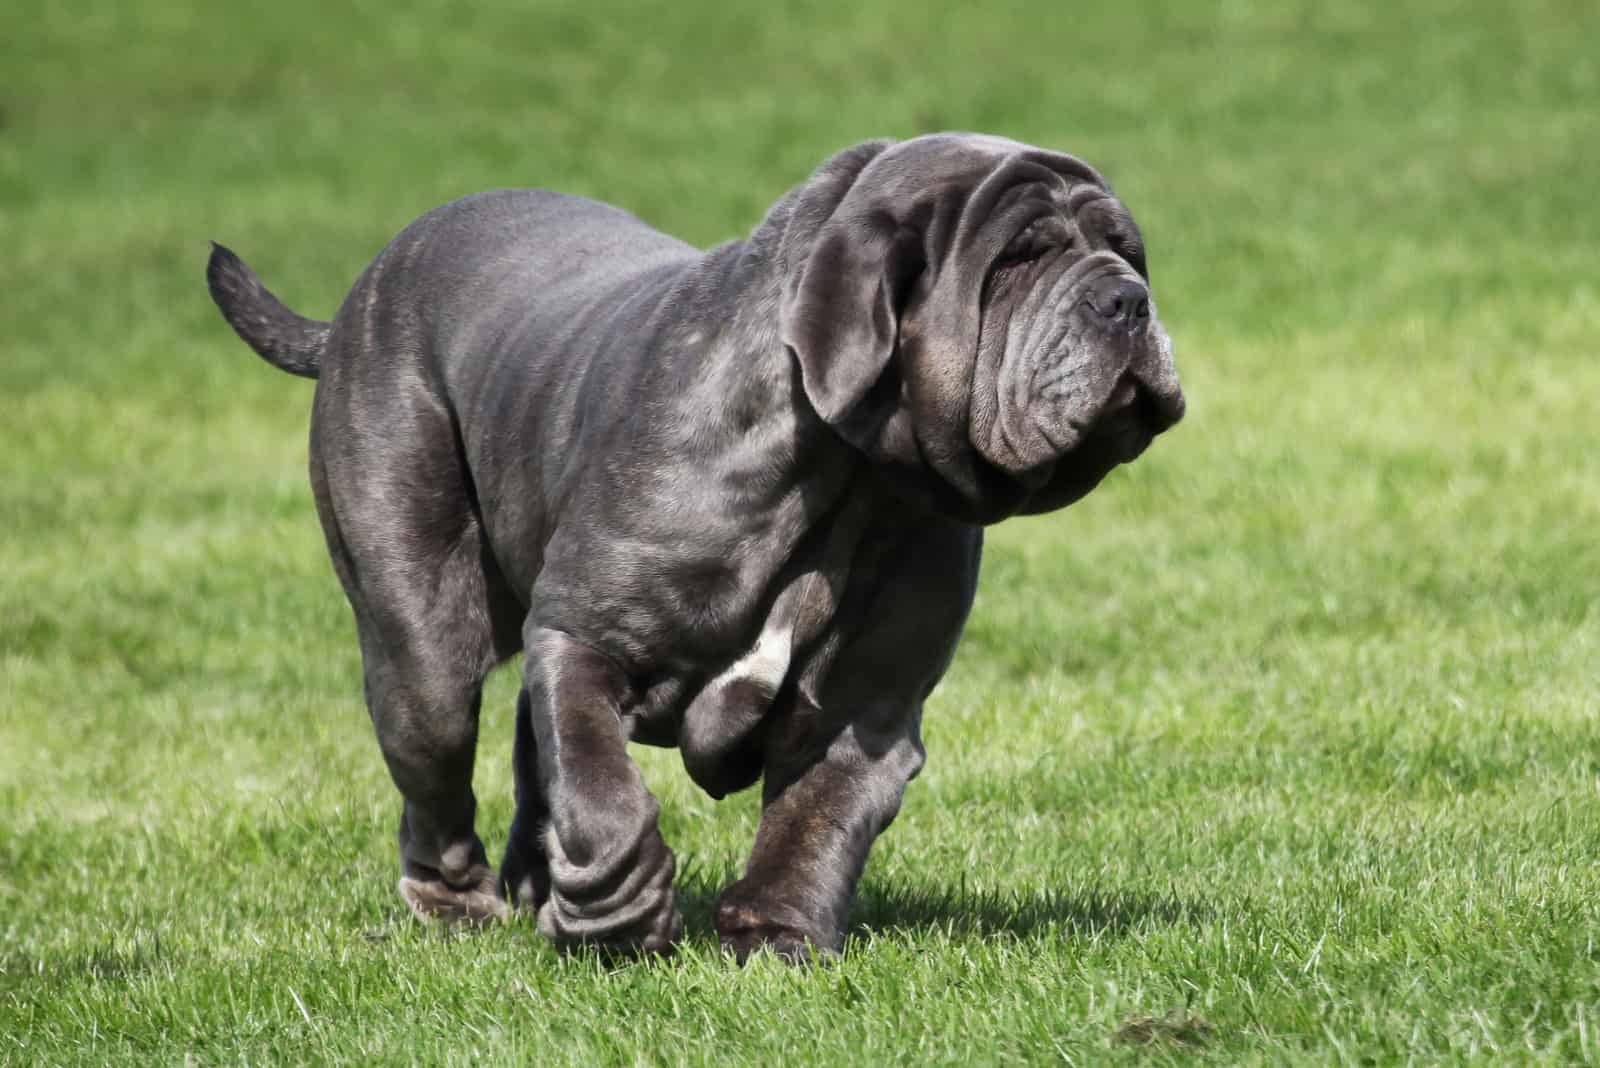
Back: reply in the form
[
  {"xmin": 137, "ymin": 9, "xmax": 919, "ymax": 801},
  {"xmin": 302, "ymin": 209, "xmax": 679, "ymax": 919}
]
[{"xmin": 2, "ymin": 0, "xmax": 1598, "ymax": 1063}]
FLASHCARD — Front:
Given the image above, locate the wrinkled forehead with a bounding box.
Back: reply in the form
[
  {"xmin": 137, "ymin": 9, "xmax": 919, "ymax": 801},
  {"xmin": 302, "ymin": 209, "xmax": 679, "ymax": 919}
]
[{"xmin": 853, "ymin": 133, "xmax": 1124, "ymax": 225}]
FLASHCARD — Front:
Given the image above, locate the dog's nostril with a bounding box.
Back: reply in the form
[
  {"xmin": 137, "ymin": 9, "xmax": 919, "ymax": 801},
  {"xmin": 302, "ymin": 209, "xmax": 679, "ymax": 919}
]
[{"xmin": 1089, "ymin": 279, "xmax": 1150, "ymax": 329}]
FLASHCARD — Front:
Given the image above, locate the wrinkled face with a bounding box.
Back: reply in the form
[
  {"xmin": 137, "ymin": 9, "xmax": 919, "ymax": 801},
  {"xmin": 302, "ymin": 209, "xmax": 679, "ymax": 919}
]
[
  {"xmin": 781, "ymin": 133, "xmax": 1186, "ymax": 523},
  {"xmin": 964, "ymin": 177, "xmax": 1185, "ymax": 505}
]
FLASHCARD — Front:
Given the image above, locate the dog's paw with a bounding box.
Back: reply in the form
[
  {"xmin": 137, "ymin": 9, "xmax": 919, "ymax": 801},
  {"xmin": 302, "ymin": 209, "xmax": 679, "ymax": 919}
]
[
  {"xmin": 717, "ymin": 923, "xmax": 829, "ymax": 966},
  {"xmin": 537, "ymin": 826, "xmax": 682, "ymax": 956},
  {"xmin": 399, "ymin": 859, "xmax": 507, "ymax": 925},
  {"xmin": 498, "ymin": 836, "xmax": 550, "ymax": 914},
  {"xmin": 714, "ymin": 894, "xmax": 836, "ymax": 966},
  {"xmin": 537, "ymin": 880, "xmax": 682, "ymax": 957}
]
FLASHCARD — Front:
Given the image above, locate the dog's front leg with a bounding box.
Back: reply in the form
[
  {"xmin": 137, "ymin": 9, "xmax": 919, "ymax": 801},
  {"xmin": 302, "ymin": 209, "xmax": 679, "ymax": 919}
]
[
  {"xmin": 520, "ymin": 626, "xmax": 682, "ymax": 954},
  {"xmin": 715, "ymin": 709, "xmax": 925, "ymax": 963}
]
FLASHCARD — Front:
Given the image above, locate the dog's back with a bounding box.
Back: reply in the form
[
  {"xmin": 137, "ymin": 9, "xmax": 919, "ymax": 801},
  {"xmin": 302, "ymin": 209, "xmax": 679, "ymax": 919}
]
[{"xmin": 208, "ymin": 188, "xmax": 698, "ymax": 387}]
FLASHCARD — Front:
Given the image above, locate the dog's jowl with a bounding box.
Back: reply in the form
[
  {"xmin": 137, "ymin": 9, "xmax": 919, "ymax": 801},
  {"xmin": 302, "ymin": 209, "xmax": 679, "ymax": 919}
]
[{"xmin": 207, "ymin": 133, "xmax": 1184, "ymax": 962}]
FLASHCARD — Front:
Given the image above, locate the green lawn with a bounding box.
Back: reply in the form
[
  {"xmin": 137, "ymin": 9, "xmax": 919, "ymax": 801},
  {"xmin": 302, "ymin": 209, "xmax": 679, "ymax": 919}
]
[{"xmin": 3, "ymin": 0, "xmax": 1598, "ymax": 1063}]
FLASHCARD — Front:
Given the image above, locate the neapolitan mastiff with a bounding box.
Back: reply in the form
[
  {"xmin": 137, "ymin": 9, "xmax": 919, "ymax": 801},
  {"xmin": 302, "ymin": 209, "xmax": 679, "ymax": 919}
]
[{"xmin": 207, "ymin": 133, "xmax": 1184, "ymax": 961}]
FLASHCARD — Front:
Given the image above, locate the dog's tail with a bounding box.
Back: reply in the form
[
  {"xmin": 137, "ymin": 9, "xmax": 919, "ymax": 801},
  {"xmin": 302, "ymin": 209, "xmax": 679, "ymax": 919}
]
[{"xmin": 205, "ymin": 242, "xmax": 329, "ymax": 379}]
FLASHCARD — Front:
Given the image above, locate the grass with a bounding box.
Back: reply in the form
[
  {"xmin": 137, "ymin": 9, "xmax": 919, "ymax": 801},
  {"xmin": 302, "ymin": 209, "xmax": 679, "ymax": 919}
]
[{"xmin": 3, "ymin": 0, "xmax": 1598, "ymax": 1062}]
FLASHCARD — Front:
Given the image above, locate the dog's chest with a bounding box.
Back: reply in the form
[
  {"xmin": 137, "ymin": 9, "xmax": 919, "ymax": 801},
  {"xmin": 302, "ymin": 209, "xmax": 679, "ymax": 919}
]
[{"xmin": 647, "ymin": 488, "xmax": 875, "ymax": 798}]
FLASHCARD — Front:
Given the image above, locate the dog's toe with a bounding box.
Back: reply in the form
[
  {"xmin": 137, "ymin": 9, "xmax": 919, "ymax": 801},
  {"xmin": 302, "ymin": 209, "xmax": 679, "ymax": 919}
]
[
  {"xmin": 399, "ymin": 862, "xmax": 508, "ymax": 925},
  {"xmin": 718, "ymin": 925, "xmax": 831, "ymax": 966}
]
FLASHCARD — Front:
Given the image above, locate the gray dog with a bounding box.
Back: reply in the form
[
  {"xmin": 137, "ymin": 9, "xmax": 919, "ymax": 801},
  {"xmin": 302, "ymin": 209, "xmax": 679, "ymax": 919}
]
[{"xmin": 207, "ymin": 133, "xmax": 1184, "ymax": 961}]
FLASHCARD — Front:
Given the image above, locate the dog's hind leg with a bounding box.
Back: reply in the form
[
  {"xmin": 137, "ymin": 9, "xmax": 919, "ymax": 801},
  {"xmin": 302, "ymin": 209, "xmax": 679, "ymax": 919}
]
[
  {"xmin": 356, "ymin": 577, "xmax": 506, "ymax": 925},
  {"xmin": 309, "ymin": 372, "xmax": 523, "ymax": 924},
  {"xmin": 498, "ymin": 686, "xmax": 551, "ymax": 913}
]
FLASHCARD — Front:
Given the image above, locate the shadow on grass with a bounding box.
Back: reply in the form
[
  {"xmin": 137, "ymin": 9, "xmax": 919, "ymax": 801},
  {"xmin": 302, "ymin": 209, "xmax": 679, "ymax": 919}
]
[
  {"xmin": 671, "ymin": 862, "xmax": 1209, "ymax": 949},
  {"xmin": 846, "ymin": 878, "xmax": 1210, "ymax": 943},
  {"xmin": 0, "ymin": 931, "xmax": 170, "ymax": 989}
]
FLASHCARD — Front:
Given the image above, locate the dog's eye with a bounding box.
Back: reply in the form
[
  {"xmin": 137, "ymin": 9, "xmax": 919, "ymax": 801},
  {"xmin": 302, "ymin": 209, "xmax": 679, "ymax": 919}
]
[
  {"xmin": 1107, "ymin": 233, "xmax": 1148, "ymax": 278},
  {"xmin": 995, "ymin": 246, "xmax": 1043, "ymax": 269},
  {"xmin": 995, "ymin": 230, "xmax": 1062, "ymax": 271}
]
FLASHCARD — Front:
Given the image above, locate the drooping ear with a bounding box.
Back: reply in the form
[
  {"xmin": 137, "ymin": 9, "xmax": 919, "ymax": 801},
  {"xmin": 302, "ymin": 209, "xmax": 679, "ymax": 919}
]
[{"xmin": 780, "ymin": 213, "xmax": 923, "ymax": 424}]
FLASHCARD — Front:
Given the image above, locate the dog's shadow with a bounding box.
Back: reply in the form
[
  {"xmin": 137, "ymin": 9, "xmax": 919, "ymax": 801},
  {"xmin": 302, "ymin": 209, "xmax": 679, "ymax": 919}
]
[
  {"xmin": 673, "ymin": 865, "xmax": 1209, "ymax": 949},
  {"xmin": 846, "ymin": 879, "xmax": 1209, "ymax": 944}
]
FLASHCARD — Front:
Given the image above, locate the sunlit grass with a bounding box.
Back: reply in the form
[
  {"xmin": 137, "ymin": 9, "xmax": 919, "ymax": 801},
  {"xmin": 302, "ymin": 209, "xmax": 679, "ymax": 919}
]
[{"xmin": 3, "ymin": 0, "xmax": 1598, "ymax": 1063}]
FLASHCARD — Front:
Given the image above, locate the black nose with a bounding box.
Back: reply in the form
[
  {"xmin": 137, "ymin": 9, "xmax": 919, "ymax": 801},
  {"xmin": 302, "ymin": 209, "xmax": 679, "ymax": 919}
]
[{"xmin": 1086, "ymin": 277, "xmax": 1150, "ymax": 330}]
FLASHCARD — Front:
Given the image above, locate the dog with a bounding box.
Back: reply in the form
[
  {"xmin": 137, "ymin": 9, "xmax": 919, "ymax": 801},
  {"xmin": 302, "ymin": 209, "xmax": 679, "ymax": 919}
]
[{"xmin": 207, "ymin": 133, "xmax": 1184, "ymax": 961}]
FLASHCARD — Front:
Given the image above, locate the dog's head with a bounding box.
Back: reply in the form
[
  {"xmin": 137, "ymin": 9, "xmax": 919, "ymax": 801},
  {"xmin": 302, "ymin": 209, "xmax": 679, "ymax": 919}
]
[{"xmin": 779, "ymin": 134, "xmax": 1185, "ymax": 523}]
